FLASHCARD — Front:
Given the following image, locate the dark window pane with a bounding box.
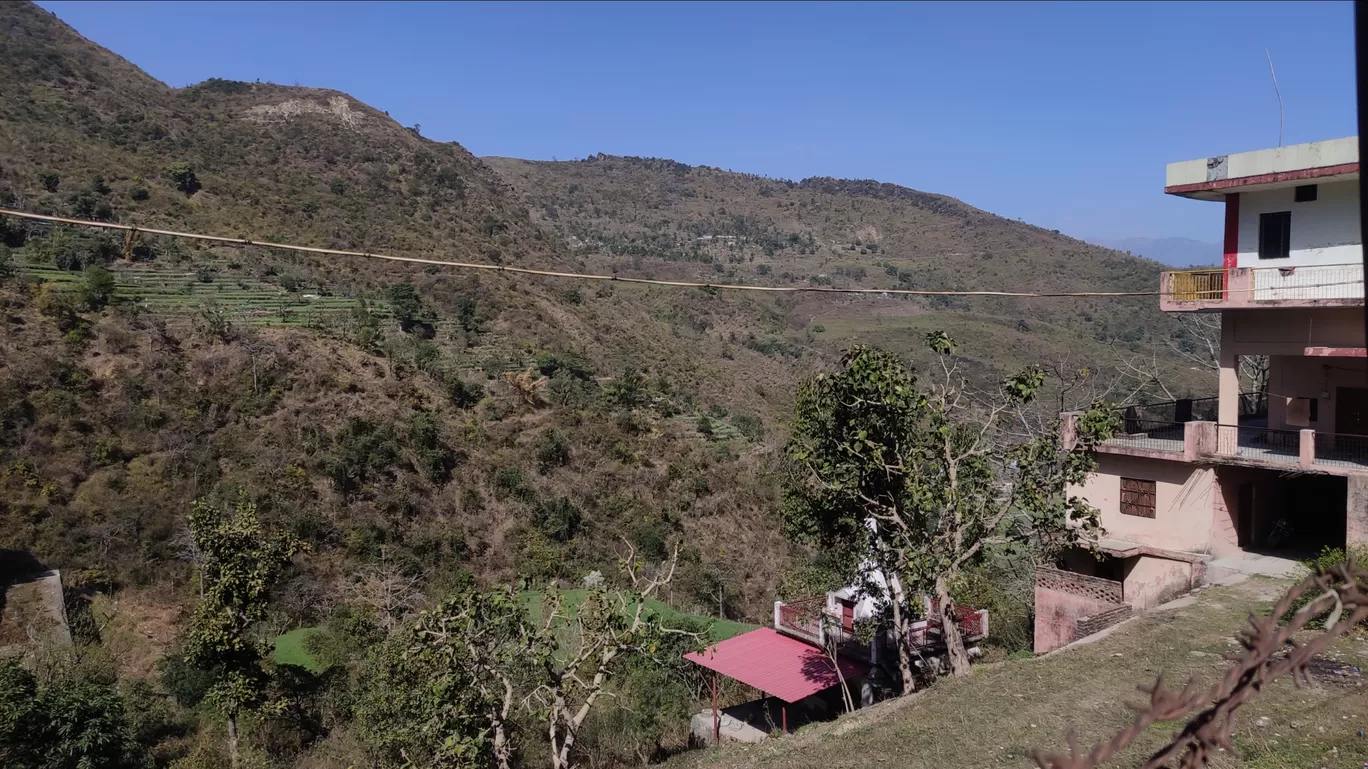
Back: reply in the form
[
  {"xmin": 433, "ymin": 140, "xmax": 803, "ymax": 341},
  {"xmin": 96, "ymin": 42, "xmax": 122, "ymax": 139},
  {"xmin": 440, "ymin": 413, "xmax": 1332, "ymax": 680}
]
[
  {"xmin": 1258, "ymin": 211, "xmax": 1291, "ymax": 259},
  {"xmin": 1294, "ymin": 184, "xmax": 1318, "ymax": 202}
]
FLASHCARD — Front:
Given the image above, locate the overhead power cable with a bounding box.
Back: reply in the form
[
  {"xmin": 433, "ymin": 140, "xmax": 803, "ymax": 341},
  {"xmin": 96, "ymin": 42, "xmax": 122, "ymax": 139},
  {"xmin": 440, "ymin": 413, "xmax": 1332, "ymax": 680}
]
[{"xmin": 1, "ymin": 208, "xmax": 1361, "ymax": 300}]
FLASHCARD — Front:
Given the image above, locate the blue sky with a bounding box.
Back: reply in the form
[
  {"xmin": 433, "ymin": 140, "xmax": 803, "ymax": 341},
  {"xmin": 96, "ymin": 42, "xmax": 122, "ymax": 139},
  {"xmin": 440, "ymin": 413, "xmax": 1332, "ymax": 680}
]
[{"xmin": 38, "ymin": 1, "xmax": 1357, "ymax": 243}]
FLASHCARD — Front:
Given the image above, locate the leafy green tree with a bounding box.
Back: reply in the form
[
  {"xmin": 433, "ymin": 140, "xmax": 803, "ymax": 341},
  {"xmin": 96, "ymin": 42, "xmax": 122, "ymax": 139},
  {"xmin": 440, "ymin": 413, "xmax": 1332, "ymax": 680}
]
[
  {"xmin": 783, "ymin": 340, "xmax": 1116, "ymax": 686},
  {"xmin": 387, "ymin": 282, "xmax": 423, "ymax": 331},
  {"xmin": 360, "ymin": 588, "xmax": 537, "ymax": 769},
  {"xmin": 0, "ymin": 662, "xmax": 148, "ymax": 769},
  {"xmin": 456, "ymin": 297, "xmax": 482, "ymax": 334},
  {"xmin": 80, "ymin": 265, "xmax": 117, "ymax": 310},
  {"xmin": 165, "ymin": 162, "xmax": 200, "ymax": 195},
  {"xmin": 182, "ymin": 496, "xmax": 302, "ymax": 769}
]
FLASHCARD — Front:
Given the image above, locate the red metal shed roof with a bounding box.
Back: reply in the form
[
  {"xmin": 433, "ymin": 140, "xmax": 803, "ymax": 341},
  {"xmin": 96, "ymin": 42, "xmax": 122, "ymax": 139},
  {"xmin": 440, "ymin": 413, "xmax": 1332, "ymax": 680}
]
[{"xmin": 683, "ymin": 627, "xmax": 869, "ymax": 703}]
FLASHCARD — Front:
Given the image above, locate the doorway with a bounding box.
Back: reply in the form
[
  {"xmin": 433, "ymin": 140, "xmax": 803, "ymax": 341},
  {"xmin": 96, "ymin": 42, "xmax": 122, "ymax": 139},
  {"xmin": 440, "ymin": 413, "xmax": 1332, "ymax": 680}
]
[{"xmin": 1335, "ymin": 387, "xmax": 1368, "ymax": 435}]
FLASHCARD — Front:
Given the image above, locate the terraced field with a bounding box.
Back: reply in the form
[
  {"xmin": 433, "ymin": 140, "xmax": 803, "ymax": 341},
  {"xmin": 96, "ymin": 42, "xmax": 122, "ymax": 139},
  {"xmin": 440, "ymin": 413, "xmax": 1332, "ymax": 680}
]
[{"xmin": 20, "ymin": 261, "xmax": 392, "ymax": 327}]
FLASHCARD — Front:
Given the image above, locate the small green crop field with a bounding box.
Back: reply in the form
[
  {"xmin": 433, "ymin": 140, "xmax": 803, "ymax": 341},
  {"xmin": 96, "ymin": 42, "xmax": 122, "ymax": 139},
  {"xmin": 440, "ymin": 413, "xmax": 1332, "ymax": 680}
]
[
  {"xmin": 20, "ymin": 261, "xmax": 390, "ymax": 327},
  {"xmin": 273, "ymin": 627, "xmax": 326, "ymax": 672},
  {"xmin": 523, "ymin": 589, "xmax": 754, "ymax": 643}
]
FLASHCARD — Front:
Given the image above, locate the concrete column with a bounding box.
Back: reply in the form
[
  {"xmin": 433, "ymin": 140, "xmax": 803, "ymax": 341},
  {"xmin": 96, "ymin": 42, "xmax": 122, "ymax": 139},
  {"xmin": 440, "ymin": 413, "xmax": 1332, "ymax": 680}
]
[
  {"xmin": 1299, "ymin": 429, "xmax": 1315, "ymax": 468},
  {"xmin": 1185, "ymin": 421, "xmax": 1216, "ymax": 461},
  {"xmin": 1060, "ymin": 412, "xmax": 1080, "ymax": 450},
  {"xmin": 1218, "ymin": 313, "xmax": 1239, "ymax": 426},
  {"xmin": 1349, "ymin": 475, "xmax": 1368, "ymax": 547},
  {"xmin": 1217, "ymin": 313, "xmax": 1240, "ymax": 455}
]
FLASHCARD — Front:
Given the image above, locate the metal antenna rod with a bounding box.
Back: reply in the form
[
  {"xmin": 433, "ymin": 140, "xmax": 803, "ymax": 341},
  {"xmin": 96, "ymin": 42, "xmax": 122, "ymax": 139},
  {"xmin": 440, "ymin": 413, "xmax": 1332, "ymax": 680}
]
[{"xmin": 1265, "ymin": 48, "xmax": 1284, "ymax": 147}]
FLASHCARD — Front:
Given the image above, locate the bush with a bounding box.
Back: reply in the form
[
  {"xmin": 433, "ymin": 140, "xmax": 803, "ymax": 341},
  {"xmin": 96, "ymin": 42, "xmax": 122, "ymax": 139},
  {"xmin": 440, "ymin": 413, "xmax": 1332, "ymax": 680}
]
[
  {"xmin": 387, "ymin": 282, "xmax": 423, "ymax": 331},
  {"xmin": 80, "ymin": 265, "xmax": 117, "ymax": 310},
  {"xmin": 159, "ymin": 652, "xmax": 218, "ymax": 708},
  {"xmin": 532, "ymin": 496, "xmax": 581, "ymax": 542},
  {"xmin": 1286, "ymin": 545, "xmax": 1368, "ymax": 623},
  {"xmin": 129, "ymin": 186, "xmax": 149, "ymax": 202},
  {"xmin": 443, "ymin": 375, "xmax": 485, "ymax": 409},
  {"xmin": 534, "ymin": 428, "xmax": 570, "ymax": 473},
  {"xmin": 535, "ymin": 350, "xmax": 591, "ymax": 380},
  {"xmin": 39, "ymin": 172, "xmax": 59, "ymax": 192},
  {"xmin": 0, "ymin": 663, "xmax": 148, "ymax": 769},
  {"xmin": 492, "ymin": 467, "xmax": 533, "ymax": 502},
  {"xmin": 165, "ymin": 162, "xmax": 200, "ymax": 195}
]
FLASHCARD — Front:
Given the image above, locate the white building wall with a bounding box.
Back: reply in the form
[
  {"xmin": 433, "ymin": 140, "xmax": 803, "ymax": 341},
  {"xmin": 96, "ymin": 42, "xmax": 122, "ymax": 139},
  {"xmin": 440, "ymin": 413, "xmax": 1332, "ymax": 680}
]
[{"xmin": 1236, "ymin": 180, "xmax": 1362, "ymax": 269}]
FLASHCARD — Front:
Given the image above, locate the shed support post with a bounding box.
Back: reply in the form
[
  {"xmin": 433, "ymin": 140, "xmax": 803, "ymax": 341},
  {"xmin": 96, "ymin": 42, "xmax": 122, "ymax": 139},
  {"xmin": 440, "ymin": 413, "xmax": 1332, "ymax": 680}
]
[
  {"xmin": 782, "ymin": 704, "xmax": 788, "ymax": 734},
  {"xmin": 712, "ymin": 673, "xmax": 719, "ymax": 744}
]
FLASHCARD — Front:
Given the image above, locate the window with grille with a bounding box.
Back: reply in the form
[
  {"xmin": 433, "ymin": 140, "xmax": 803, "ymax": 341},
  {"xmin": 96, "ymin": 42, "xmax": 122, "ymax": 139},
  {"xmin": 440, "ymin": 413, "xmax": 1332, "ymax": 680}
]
[{"xmin": 1119, "ymin": 477, "xmax": 1156, "ymax": 518}]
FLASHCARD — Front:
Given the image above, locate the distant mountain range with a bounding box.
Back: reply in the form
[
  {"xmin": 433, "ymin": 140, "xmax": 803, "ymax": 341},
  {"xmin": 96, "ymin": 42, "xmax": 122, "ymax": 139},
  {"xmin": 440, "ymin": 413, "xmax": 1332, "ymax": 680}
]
[{"xmin": 1091, "ymin": 236, "xmax": 1221, "ymax": 267}]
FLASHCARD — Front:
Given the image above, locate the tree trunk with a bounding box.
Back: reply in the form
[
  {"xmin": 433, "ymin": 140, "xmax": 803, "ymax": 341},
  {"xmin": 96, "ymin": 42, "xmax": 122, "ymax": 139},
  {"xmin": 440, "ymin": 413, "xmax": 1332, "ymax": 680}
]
[
  {"xmin": 227, "ymin": 711, "xmax": 240, "ymax": 769},
  {"xmin": 887, "ymin": 579, "xmax": 915, "ymax": 693},
  {"xmin": 935, "ymin": 577, "xmax": 971, "ymax": 677}
]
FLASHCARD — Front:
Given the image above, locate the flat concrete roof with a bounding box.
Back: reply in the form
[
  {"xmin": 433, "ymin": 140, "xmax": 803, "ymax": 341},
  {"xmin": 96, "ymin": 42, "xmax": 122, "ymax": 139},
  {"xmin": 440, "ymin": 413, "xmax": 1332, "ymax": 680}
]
[{"xmin": 1165, "ymin": 136, "xmax": 1359, "ymax": 201}]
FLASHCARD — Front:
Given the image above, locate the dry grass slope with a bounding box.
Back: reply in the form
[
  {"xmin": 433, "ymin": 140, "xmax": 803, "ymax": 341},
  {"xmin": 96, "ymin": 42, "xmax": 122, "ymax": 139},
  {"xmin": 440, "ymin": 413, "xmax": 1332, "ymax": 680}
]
[{"xmin": 670, "ymin": 577, "xmax": 1368, "ymax": 769}]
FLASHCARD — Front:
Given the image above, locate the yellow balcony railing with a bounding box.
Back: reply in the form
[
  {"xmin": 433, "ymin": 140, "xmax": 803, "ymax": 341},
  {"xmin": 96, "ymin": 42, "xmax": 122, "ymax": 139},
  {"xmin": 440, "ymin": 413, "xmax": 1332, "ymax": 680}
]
[{"xmin": 1168, "ymin": 269, "xmax": 1225, "ymax": 301}]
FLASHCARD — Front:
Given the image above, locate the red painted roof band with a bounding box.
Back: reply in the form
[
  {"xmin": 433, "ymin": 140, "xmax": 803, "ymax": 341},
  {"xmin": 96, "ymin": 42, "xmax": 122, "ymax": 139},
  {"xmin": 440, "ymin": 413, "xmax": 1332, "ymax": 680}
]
[
  {"xmin": 682, "ymin": 627, "xmax": 870, "ymax": 703},
  {"xmin": 1165, "ymin": 162, "xmax": 1360, "ymax": 195}
]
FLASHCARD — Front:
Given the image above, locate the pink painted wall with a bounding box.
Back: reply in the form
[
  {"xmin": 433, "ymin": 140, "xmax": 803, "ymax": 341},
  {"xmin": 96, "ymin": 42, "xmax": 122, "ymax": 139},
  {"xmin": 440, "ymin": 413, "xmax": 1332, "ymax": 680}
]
[
  {"xmin": 1123, "ymin": 556, "xmax": 1194, "ymax": 610},
  {"xmin": 1226, "ymin": 308, "xmax": 1365, "ymax": 357},
  {"xmin": 1033, "ymin": 587, "xmax": 1110, "ymax": 653},
  {"xmin": 1266, "ymin": 355, "xmax": 1367, "ymax": 434},
  {"xmin": 1073, "ymin": 454, "xmax": 1215, "ymax": 552}
]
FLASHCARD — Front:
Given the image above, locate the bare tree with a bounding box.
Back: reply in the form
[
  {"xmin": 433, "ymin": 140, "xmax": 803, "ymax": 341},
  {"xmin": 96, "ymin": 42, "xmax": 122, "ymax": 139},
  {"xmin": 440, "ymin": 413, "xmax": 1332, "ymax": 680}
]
[{"xmin": 351, "ymin": 555, "xmax": 426, "ymax": 633}]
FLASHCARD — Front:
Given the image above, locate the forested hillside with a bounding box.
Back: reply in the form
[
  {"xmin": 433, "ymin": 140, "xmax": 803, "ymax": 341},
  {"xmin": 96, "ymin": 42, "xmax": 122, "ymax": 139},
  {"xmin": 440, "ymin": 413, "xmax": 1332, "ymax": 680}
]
[{"xmin": 0, "ymin": 2, "xmax": 1215, "ymax": 767}]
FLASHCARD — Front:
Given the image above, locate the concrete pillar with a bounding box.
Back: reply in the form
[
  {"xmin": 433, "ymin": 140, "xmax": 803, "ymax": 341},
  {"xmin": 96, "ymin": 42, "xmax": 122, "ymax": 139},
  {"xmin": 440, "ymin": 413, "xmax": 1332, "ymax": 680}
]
[
  {"xmin": 1185, "ymin": 421, "xmax": 1216, "ymax": 461},
  {"xmin": 1060, "ymin": 412, "xmax": 1080, "ymax": 450},
  {"xmin": 1299, "ymin": 429, "xmax": 1316, "ymax": 468},
  {"xmin": 1348, "ymin": 475, "xmax": 1368, "ymax": 547},
  {"xmin": 1218, "ymin": 313, "xmax": 1239, "ymax": 426},
  {"xmin": 1217, "ymin": 313, "xmax": 1239, "ymax": 455}
]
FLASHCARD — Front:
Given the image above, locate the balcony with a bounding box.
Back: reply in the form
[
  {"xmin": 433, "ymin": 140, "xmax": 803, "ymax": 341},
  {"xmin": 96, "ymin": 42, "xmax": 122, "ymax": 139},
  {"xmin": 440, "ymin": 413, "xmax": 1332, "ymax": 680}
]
[
  {"xmin": 1065, "ymin": 398, "xmax": 1368, "ymax": 473},
  {"xmin": 1160, "ymin": 263, "xmax": 1363, "ymax": 312}
]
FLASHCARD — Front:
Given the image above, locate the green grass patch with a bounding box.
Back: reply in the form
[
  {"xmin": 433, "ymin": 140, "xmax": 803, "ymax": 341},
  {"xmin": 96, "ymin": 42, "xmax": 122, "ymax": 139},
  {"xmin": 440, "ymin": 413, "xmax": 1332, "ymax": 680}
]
[
  {"xmin": 273, "ymin": 627, "xmax": 326, "ymax": 672},
  {"xmin": 523, "ymin": 589, "xmax": 753, "ymax": 643}
]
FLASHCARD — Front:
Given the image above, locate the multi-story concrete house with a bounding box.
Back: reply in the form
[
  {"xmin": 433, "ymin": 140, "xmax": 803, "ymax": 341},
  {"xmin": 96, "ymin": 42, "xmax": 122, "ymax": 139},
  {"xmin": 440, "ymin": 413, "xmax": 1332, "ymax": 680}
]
[{"xmin": 1036, "ymin": 136, "xmax": 1364, "ymax": 652}]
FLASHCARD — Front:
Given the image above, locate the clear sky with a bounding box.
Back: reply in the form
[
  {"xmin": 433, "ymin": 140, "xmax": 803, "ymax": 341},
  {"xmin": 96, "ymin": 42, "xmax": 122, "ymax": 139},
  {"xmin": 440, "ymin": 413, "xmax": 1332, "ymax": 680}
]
[{"xmin": 37, "ymin": 1, "xmax": 1358, "ymax": 244}]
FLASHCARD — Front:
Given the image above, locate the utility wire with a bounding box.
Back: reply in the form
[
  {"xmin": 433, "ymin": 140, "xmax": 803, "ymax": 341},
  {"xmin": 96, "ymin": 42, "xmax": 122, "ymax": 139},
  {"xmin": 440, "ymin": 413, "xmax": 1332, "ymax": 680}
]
[{"xmin": 1, "ymin": 208, "xmax": 1361, "ymax": 300}]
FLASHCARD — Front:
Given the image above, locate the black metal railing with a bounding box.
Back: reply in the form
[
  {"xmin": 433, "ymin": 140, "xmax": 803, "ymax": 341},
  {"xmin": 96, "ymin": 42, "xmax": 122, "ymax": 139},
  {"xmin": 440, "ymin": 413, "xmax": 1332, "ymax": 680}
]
[
  {"xmin": 1216, "ymin": 424, "xmax": 1301, "ymax": 461},
  {"xmin": 1103, "ymin": 418, "xmax": 1186, "ymax": 453},
  {"xmin": 1313, "ymin": 432, "xmax": 1368, "ymax": 470},
  {"xmin": 1114, "ymin": 393, "xmax": 1264, "ymax": 426}
]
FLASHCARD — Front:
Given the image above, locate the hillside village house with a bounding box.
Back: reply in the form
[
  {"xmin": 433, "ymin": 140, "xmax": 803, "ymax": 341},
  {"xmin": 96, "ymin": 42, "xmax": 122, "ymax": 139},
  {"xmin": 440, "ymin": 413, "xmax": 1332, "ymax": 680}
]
[{"xmin": 1036, "ymin": 136, "xmax": 1365, "ymax": 652}]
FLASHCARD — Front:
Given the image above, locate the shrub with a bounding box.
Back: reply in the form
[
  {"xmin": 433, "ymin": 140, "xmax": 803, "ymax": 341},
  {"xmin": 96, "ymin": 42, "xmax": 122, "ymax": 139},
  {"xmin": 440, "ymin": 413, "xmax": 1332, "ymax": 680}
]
[
  {"xmin": 39, "ymin": 172, "xmax": 59, "ymax": 192},
  {"xmin": 165, "ymin": 162, "xmax": 200, "ymax": 195},
  {"xmin": 158, "ymin": 652, "xmax": 218, "ymax": 708},
  {"xmin": 80, "ymin": 265, "xmax": 117, "ymax": 310},
  {"xmin": 492, "ymin": 467, "xmax": 533, "ymax": 502},
  {"xmin": 1286, "ymin": 545, "xmax": 1368, "ymax": 623},
  {"xmin": 532, "ymin": 496, "xmax": 581, "ymax": 542},
  {"xmin": 535, "ymin": 350, "xmax": 592, "ymax": 380},
  {"xmin": 456, "ymin": 297, "xmax": 482, "ymax": 334},
  {"xmin": 731, "ymin": 412, "xmax": 764, "ymax": 441},
  {"xmin": 534, "ymin": 428, "xmax": 570, "ymax": 473},
  {"xmin": 443, "ymin": 376, "xmax": 485, "ymax": 409},
  {"xmin": 128, "ymin": 186, "xmax": 149, "ymax": 201},
  {"xmin": 387, "ymin": 282, "xmax": 423, "ymax": 331}
]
